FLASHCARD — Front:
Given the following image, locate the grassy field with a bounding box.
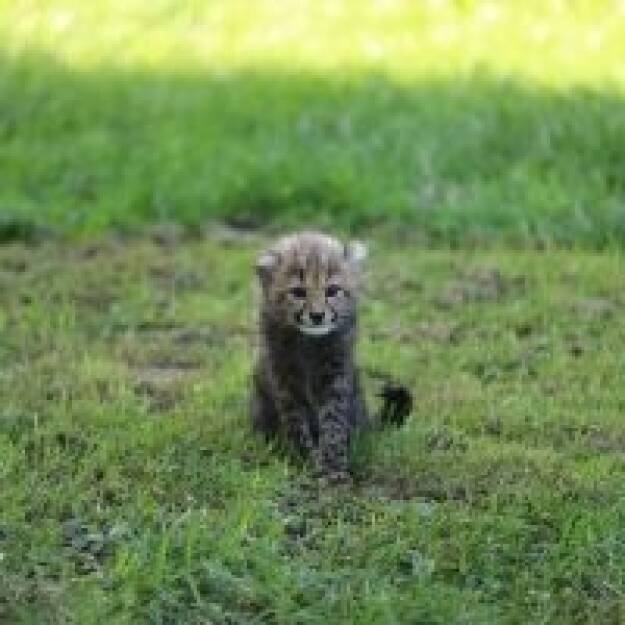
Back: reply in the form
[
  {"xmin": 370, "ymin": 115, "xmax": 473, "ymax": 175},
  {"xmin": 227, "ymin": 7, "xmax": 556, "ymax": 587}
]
[
  {"xmin": 3, "ymin": 2, "xmax": 625, "ymax": 624},
  {"xmin": 2, "ymin": 0, "xmax": 625, "ymax": 244},
  {"xmin": 2, "ymin": 231, "xmax": 625, "ymax": 624}
]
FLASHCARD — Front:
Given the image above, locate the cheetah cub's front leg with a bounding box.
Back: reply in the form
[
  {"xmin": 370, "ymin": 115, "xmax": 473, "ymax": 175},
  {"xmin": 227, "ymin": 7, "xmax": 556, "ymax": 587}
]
[{"xmin": 316, "ymin": 367, "xmax": 354, "ymax": 481}]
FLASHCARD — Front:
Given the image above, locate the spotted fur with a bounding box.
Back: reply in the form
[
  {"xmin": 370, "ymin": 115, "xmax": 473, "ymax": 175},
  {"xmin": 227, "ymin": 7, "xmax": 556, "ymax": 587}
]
[{"xmin": 251, "ymin": 232, "xmax": 368, "ymax": 481}]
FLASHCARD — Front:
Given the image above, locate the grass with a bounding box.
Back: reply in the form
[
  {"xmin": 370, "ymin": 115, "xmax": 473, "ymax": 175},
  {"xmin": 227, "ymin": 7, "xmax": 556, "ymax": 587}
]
[
  {"xmin": 2, "ymin": 231, "xmax": 625, "ymax": 623},
  {"xmin": 1, "ymin": 0, "xmax": 625, "ymax": 245},
  {"xmin": 3, "ymin": 2, "xmax": 625, "ymax": 623}
]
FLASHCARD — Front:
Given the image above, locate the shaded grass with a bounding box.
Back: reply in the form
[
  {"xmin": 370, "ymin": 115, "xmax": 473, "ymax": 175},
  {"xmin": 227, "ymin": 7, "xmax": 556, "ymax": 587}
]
[
  {"xmin": 2, "ymin": 0, "xmax": 625, "ymax": 245},
  {"xmin": 2, "ymin": 233, "xmax": 625, "ymax": 623}
]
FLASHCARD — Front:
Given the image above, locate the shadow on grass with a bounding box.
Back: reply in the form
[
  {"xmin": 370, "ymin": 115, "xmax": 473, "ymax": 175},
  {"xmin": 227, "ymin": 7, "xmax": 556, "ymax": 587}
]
[{"xmin": 2, "ymin": 51, "xmax": 625, "ymax": 246}]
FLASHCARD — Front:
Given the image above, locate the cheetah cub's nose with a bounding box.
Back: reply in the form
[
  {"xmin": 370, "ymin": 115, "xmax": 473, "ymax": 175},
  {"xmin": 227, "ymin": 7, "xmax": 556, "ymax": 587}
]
[{"xmin": 309, "ymin": 312, "xmax": 325, "ymax": 326}]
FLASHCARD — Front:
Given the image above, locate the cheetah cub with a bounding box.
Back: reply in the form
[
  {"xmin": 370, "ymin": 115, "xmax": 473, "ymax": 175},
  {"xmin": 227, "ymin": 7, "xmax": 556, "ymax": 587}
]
[{"xmin": 250, "ymin": 231, "xmax": 409, "ymax": 482}]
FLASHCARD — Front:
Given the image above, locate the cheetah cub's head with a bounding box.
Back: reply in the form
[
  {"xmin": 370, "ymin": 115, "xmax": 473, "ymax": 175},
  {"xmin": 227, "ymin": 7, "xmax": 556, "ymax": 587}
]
[{"xmin": 256, "ymin": 231, "xmax": 367, "ymax": 337}]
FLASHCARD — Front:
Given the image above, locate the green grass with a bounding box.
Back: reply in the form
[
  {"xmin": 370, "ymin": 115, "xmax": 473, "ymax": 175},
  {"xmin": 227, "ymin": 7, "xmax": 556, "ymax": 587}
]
[
  {"xmin": 2, "ymin": 0, "xmax": 625, "ymax": 245},
  {"xmin": 3, "ymin": 3, "xmax": 625, "ymax": 622},
  {"xmin": 2, "ymin": 232, "xmax": 625, "ymax": 623}
]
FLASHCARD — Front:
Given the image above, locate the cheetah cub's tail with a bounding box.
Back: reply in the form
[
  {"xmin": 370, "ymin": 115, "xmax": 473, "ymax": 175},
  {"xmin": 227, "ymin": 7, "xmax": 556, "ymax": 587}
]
[{"xmin": 376, "ymin": 382, "xmax": 413, "ymax": 428}]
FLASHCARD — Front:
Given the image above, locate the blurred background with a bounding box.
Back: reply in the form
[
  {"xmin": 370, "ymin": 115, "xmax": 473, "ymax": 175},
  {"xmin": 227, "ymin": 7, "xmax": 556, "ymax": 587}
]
[{"xmin": 1, "ymin": 0, "xmax": 625, "ymax": 246}]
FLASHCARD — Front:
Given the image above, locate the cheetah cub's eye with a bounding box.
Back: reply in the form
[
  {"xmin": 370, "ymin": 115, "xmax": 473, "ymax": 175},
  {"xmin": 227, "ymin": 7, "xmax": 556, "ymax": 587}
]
[
  {"xmin": 289, "ymin": 286, "xmax": 307, "ymax": 299},
  {"xmin": 325, "ymin": 284, "xmax": 341, "ymax": 298}
]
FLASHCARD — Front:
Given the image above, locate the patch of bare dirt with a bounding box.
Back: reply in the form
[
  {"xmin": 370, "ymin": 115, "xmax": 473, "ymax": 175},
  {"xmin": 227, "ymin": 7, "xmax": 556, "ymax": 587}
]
[
  {"xmin": 363, "ymin": 473, "xmax": 470, "ymax": 503},
  {"xmin": 571, "ymin": 297, "xmax": 618, "ymax": 319},
  {"xmin": 0, "ymin": 255, "xmax": 28, "ymax": 273},
  {"xmin": 435, "ymin": 267, "xmax": 526, "ymax": 309},
  {"xmin": 133, "ymin": 366, "xmax": 192, "ymax": 412},
  {"xmin": 147, "ymin": 264, "xmax": 205, "ymax": 291},
  {"xmin": 114, "ymin": 321, "xmax": 250, "ymax": 348},
  {"xmin": 70, "ymin": 288, "xmax": 119, "ymax": 311},
  {"xmin": 148, "ymin": 223, "xmax": 188, "ymax": 247},
  {"xmin": 127, "ymin": 338, "xmax": 204, "ymax": 412},
  {"xmin": 424, "ymin": 426, "xmax": 469, "ymax": 453},
  {"xmin": 204, "ymin": 222, "xmax": 263, "ymax": 247},
  {"xmin": 556, "ymin": 423, "xmax": 625, "ymax": 454},
  {"xmin": 371, "ymin": 321, "xmax": 462, "ymax": 344},
  {"xmin": 414, "ymin": 321, "xmax": 462, "ymax": 343}
]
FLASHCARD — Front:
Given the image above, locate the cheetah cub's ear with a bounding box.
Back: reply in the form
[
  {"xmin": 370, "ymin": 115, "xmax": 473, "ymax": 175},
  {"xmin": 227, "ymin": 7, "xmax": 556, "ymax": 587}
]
[
  {"xmin": 344, "ymin": 240, "xmax": 368, "ymax": 268},
  {"xmin": 255, "ymin": 250, "xmax": 280, "ymax": 290}
]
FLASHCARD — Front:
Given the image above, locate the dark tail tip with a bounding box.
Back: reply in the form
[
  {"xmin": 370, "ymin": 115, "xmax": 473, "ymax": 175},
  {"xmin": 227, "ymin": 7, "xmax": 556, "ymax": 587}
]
[{"xmin": 377, "ymin": 382, "xmax": 413, "ymax": 428}]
